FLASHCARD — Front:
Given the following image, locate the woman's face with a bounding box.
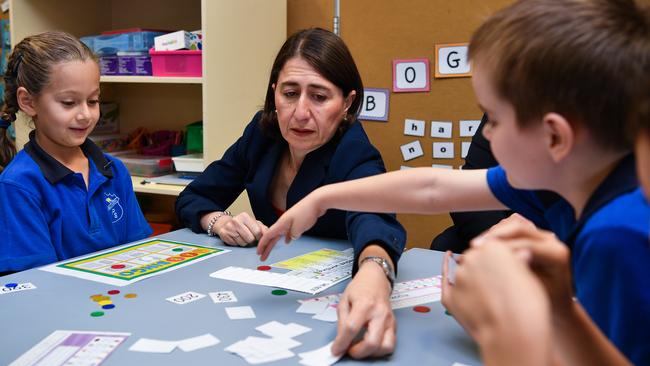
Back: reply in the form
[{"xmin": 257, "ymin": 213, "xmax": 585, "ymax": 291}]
[{"xmin": 273, "ymin": 57, "xmax": 355, "ymax": 157}]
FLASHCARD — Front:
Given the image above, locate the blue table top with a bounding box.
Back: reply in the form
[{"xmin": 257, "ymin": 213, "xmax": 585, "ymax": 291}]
[{"xmin": 0, "ymin": 229, "xmax": 480, "ymax": 365}]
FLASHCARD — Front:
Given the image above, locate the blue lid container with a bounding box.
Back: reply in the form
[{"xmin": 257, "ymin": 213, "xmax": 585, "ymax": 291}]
[{"xmin": 92, "ymin": 31, "xmax": 166, "ymax": 55}]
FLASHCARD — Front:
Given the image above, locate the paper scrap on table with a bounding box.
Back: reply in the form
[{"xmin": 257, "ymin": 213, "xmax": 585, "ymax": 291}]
[
  {"xmin": 298, "ymin": 341, "xmax": 342, "ymax": 366},
  {"xmin": 452, "ymin": 363, "xmax": 472, "ymax": 366},
  {"xmin": 209, "ymin": 290, "xmax": 238, "ymax": 303},
  {"xmin": 129, "ymin": 338, "xmax": 178, "ymax": 353},
  {"xmin": 177, "ymin": 333, "xmax": 220, "ymax": 352},
  {"xmin": 312, "ymin": 305, "xmax": 338, "ymax": 322},
  {"xmin": 256, "ymin": 321, "xmax": 311, "ymax": 339},
  {"xmin": 225, "ymin": 336, "xmax": 300, "ymax": 364},
  {"xmin": 9, "ymin": 330, "xmax": 129, "ymax": 366},
  {"xmin": 166, "ymin": 291, "xmax": 206, "ymax": 305},
  {"xmin": 226, "ymin": 305, "xmax": 256, "ymax": 320},
  {"xmin": 1, "ymin": 282, "xmax": 36, "ymax": 295},
  {"xmin": 296, "ymin": 299, "xmax": 329, "ymax": 314}
]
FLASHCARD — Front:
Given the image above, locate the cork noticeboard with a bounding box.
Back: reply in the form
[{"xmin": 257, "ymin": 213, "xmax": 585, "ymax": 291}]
[{"xmin": 288, "ymin": 0, "xmax": 514, "ymax": 248}]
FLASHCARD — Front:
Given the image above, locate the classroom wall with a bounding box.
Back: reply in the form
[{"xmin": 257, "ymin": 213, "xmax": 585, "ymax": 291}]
[{"xmin": 288, "ymin": 0, "xmax": 512, "ymax": 249}]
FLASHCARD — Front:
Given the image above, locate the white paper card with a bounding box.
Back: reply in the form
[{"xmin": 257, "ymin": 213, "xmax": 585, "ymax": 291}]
[
  {"xmin": 312, "ymin": 305, "xmax": 338, "ymax": 322},
  {"xmin": 296, "ymin": 299, "xmax": 329, "ymax": 314},
  {"xmin": 226, "ymin": 306, "xmax": 256, "ymax": 320},
  {"xmin": 177, "ymin": 334, "xmax": 220, "ymax": 352},
  {"xmin": 433, "ymin": 142, "xmax": 455, "ymax": 159},
  {"xmin": 0, "ymin": 282, "xmax": 36, "ymax": 295},
  {"xmin": 209, "ymin": 291, "xmax": 237, "ymax": 303},
  {"xmin": 404, "ymin": 119, "xmax": 425, "ymax": 137},
  {"xmin": 459, "ymin": 120, "xmax": 481, "ymax": 137},
  {"xmin": 432, "ymin": 164, "xmax": 453, "ymax": 169},
  {"xmin": 129, "ymin": 338, "xmax": 178, "ymax": 353},
  {"xmin": 298, "ymin": 341, "xmax": 342, "ymax": 366},
  {"xmin": 256, "ymin": 321, "xmax": 311, "ymax": 339},
  {"xmin": 461, "ymin": 141, "xmax": 471, "ymax": 158},
  {"xmin": 400, "ymin": 141, "xmax": 424, "ymax": 161},
  {"xmin": 438, "ymin": 46, "xmax": 470, "ymax": 75},
  {"xmin": 430, "ymin": 121, "xmax": 453, "ymax": 138},
  {"xmin": 166, "ymin": 291, "xmax": 206, "ymax": 305}
]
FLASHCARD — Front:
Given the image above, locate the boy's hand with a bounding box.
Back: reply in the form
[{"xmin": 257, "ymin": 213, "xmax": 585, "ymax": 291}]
[
  {"xmin": 441, "ymin": 245, "xmax": 552, "ymax": 366},
  {"xmin": 216, "ymin": 212, "xmax": 268, "ymax": 247},
  {"xmin": 332, "ymin": 261, "xmax": 395, "ymax": 359},
  {"xmin": 471, "ymin": 214, "xmax": 574, "ymax": 313},
  {"xmin": 257, "ymin": 192, "xmax": 325, "ymax": 261}
]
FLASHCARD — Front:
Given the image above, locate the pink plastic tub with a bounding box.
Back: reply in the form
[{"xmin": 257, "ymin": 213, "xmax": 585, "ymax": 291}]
[{"xmin": 149, "ymin": 49, "xmax": 202, "ymax": 77}]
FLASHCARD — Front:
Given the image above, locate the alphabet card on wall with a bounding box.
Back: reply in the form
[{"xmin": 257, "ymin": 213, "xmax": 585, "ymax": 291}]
[
  {"xmin": 430, "ymin": 121, "xmax": 453, "ymax": 138},
  {"xmin": 433, "ymin": 142, "xmax": 455, "ymax": 159},
  {"xmin": 459, "ymin": 119, "xmax": 481, "ymax": 137},
  {"xmin": 435, "ymin": 43, "xmax": 471, "ymax": 78},
  {"xmin": 393, "ymin": 58, "xmax": 430, "ymax": 92},
  {"xmin": 461, "ymin": 141, "xmax": 471, "ymax": 158},
  {"xmin": 404, "ymin": 119, "xmax": 426, "ymax": 137},
  {"xmin": 400, "ymin": 140, "xmax": 424, "ymax": 161},
  {"xmin": 359, "ymin": 88, "xmax": 390, "ymax": 121}
]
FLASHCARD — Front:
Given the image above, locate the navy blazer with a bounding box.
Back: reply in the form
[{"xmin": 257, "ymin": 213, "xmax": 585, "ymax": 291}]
[{"xmin": 176, "ymin": 112, "xmax": 406, "ymax": 271}]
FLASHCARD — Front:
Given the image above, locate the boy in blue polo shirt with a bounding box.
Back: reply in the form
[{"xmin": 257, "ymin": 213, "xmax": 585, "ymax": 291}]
[
  {"xmin": 258, "ymin": 0, "xmax": 650, "ymax": 363},
  {"xmin": 0, "ymin": 31, "xmax": 151, "ymax": 274}
]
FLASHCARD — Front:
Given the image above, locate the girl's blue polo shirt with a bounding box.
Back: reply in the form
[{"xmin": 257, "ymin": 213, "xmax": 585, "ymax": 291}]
[
  {"xmin": 486, "ymin": 155, "xmax": 650, "ymax": 365},
  {"xmin": 0, "ymin": 133, "xmax": 152, "ymax": 273}
]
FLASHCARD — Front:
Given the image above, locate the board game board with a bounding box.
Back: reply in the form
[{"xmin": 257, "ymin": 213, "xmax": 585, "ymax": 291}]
[{"xmin": 41, "ymin": 239, "xmax": 229, "ymax": 286}]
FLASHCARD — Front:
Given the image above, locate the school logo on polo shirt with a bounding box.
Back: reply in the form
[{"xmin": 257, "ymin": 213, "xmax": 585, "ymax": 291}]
[{"xmin": 104, "ymin": 193, "xmax": 124, "ymax": 223}]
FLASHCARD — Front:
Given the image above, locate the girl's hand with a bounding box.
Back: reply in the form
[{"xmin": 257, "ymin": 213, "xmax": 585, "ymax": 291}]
[{"xmin": 257, "ymin": 192, "xmax": 325, "ymax": 261}]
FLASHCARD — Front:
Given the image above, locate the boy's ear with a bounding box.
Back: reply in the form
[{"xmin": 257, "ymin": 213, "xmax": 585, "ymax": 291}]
[
  {"xmin": 16, "ymin": 87, "xmax": 37, "ymax": 117},
  {"xmin": 542, "ymin": 112, "xmax": 574, "ymax": 162}
]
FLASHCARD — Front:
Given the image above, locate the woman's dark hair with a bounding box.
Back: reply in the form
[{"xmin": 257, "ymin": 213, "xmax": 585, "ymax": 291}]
[
  {"xmin": 260, "ymin": 28, "xmax": 364, "ymax": 139},
  {"xmin": 0, "ymin": 30, "xmax": 97, "ymax": 170}
]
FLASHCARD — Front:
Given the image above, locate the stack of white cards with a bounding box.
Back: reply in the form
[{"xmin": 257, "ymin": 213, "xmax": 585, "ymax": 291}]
[
  {"xmin": 225, "ymin": 336, "xmax": 301, "ymax": 364},
  {"xmin": 225, "ymin": 321, "xmax": 312, "ymax": 364}
]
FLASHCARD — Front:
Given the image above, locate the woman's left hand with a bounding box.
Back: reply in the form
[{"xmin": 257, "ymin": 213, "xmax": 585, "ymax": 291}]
[{"xmin": 331, "ymin": 259, "xmax": 395, "ymax": 359}]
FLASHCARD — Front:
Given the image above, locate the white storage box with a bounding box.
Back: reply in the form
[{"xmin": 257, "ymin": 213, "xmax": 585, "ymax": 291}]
[{"xmin": 172, "ymin": 153, "xmax": 204, "ymax": 172}]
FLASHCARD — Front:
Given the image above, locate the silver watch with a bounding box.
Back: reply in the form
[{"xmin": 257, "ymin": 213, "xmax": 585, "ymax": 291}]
[{"xmin": 360, "ymin": 256, "xmax": 395, "ymax": 289}]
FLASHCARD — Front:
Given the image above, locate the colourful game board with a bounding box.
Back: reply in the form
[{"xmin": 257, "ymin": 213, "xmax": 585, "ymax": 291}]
[{"xmin": 41, "ymin": 239, "xmax": 229, "ymax": 286}]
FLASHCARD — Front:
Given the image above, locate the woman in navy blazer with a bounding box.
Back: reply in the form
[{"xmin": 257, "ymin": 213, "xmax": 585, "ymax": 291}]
[{"xmin": 176, "ymin": 28, "xmax": 405, "ymax": 359}]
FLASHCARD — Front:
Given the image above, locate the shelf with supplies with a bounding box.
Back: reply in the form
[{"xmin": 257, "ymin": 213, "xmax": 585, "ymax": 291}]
[
  {"xmin": 100, "ymin": 76, "xmax": 203, "ymax": 84},
  {"xmin": 131, "ymin": 175, "xmax": 185, "ymax": 196},
  {"xmin": 11, "ymin": 0, "xmax": 285, "ymax": 215}
]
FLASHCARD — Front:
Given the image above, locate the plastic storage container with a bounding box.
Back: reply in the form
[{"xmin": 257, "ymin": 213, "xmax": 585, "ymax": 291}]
[
  {"xmin": 149, "ymin": 49, "xmax": 202, "ymax": 77},
  {"xmin": 116, "ymin": 154, "xmax": 173, "ymax": 177},
  {"xmin": 91, "ymin": 31, "xmax": 166, "ymax": 55},
  {"xmin": 172, "ymin": 153, "xmax": 203, "ymax": 172}
]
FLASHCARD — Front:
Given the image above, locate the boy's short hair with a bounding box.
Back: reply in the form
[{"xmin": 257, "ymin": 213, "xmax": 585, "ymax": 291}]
[{"xmin": 469, "ymin": 0, "xmax": 650, "ymax": 151}]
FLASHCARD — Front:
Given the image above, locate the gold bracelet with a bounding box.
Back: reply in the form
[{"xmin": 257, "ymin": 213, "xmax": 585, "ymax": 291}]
[{"xmin": 206, "ymin": 211, "xmax": 231, "ymax": 237}]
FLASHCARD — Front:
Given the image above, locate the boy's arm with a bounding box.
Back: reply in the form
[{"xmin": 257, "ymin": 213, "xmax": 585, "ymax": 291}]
[
  {"xmin": 552, "ymin": 302, "xmax": 632, "ymax": 366},
  {"xmin": 258, "ymin": 167, "xmax": 505, "ymax": 260},
  {"xmin": 475, "ymin": 216, "xmax": 632, "ymax": 366}
]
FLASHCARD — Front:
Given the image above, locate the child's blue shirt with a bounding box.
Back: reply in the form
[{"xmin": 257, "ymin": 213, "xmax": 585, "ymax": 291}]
[
  {"xmin": 0, "ymin": 133, "xmax": 152, "ymax": 272},
  {"xmin": 487, "ymin": 155, "xmax": 650, "ymax": 365}
]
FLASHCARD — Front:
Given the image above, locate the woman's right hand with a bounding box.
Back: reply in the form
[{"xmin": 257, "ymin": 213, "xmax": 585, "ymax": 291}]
[{"xmin": 211, "ymin": 212, "xmax": 268, "ymax": 247}]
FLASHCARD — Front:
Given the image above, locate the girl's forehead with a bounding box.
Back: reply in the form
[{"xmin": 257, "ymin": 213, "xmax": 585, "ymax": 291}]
[{"xmin": 44, "ymin": 60, "xmax": 100, "ymax": 93}]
